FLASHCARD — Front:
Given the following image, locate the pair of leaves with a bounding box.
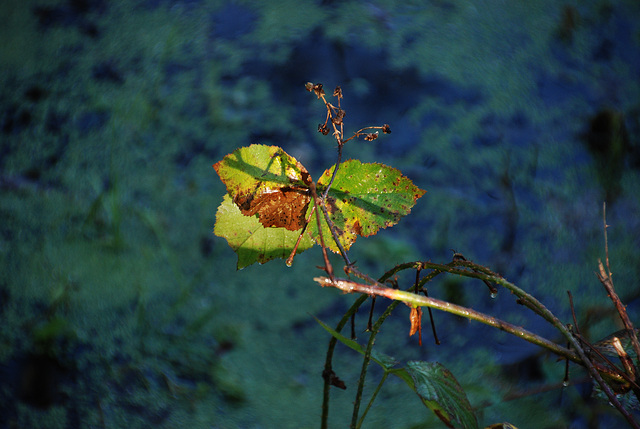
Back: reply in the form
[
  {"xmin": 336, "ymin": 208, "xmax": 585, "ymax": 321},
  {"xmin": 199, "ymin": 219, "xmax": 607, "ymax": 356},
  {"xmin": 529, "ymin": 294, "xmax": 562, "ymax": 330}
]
[{"xmin": 213, "ymin": 144, "xmax": 425, "ymax": 268}]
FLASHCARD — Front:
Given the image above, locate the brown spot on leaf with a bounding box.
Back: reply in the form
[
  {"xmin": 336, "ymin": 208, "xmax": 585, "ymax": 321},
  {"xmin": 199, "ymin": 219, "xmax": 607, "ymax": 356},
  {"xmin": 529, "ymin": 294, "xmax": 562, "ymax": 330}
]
[
  {"xmin": 234, "ymin": 187, "xmax": 310, "ymax": 231},
  {"xmin": 352, "ymin": 219, "xmax": 362, "ymax": 236}
]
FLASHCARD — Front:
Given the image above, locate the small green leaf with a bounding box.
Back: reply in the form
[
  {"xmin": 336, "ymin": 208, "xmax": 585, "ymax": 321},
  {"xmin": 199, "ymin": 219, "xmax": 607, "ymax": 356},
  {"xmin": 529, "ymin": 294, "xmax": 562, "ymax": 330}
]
[
  {"xmin": 214, "ymin": 195, "xmax": 314, "ymax": 269},
  {"xmin": 309, "ymin": 160, "xmax": 425, "ymax": 252},
  {"xmin": 398, "ymin": 361, "xmax": 478, "ymax": 429}
]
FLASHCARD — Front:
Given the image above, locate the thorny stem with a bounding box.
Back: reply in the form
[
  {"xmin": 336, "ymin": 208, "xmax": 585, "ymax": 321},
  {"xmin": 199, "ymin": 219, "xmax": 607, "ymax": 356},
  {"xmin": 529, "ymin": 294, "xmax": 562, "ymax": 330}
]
[
  {"xmin": 321, "ymin": 294, "xmax": 369, "ymax": 429},
  {"xmin": 315, "ymin": 275, "xmax": 583, "ymax": 364},
  {"xmin": 598, "ymin": 202, "xmax": 640, "ymax": 407},
  {"xmin": 317, "ymin": 264, "xmax": 632, "ymax": 384},
  {"xmin": 351, "ymin": 290, "xmax": 402, "ymax": 428},
  {"xmin": 317, "ymin": 193, "xmax": 352, "ymax": 267},
  {"xmin": 356, "ymin": 372, "xmax": 389, "ymax": 429},
  {"xmin": 601, "ymin": 202, "xmax": 640, "ymax": 366}
]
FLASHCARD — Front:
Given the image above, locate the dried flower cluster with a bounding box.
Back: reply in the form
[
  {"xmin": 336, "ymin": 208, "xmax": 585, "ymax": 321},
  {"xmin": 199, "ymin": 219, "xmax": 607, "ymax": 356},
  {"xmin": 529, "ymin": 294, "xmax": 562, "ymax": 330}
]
[{"xmin": 306, "ymin": 82, "xmax": 391, "ymax": 146}]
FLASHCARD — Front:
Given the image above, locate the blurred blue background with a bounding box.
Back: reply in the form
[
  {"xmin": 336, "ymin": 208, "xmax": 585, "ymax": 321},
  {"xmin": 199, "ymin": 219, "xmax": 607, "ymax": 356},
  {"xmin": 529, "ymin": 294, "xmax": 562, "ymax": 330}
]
[{"xmin": 1, "ymin": 1, "xmax": 639, "ymax": 428}]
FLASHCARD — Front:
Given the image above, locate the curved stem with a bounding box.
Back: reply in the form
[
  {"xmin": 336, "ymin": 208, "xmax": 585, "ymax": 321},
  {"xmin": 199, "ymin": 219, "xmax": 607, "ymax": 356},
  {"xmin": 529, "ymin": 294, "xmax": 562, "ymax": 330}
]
[
  {"xmin": 351, "ymin": 296, "xmax": 401, "ymax": 428},
  {"xmin": 356, "ymin": 372, "xmax": 389, "ymax": 429},
  {"xmin": 321, "ymin": 294, "xmax": 368, "ymax": 429}
]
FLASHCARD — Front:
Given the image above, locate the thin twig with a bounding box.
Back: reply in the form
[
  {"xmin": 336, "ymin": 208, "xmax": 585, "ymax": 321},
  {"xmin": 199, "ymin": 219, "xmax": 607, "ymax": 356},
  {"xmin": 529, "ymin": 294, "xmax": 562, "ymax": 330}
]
[
  {"xmin": 603, "ymin": 202, "xmax": 611, "ymax": 274},
  {"xmin": 309, "ymin": 183, "xmax": 333, "ymax": 279},
  {"xmin": 286, "ymin": 203, "xmax": 316, "ymax": 266},
  {"xmin": 601, "ymin": 203, "xmax": 640, "ymax": 364},
  {"xmin": 320, "ymin": 293, "xmax": 368, "ymax": 429},
  {"xmin": 321, "ymin": 143, "xmax": 343, "ymax": 200},
  {"xmin": 599, "ymin": 202, "xmax": 640, "ymax": 403},
  {"xmin": 351, "ymin": 289, "xmax": 403, "ymax": 428},
  {"xmin": 416, "ymin": 267, "xmax": 439, "ymax": 345},
  {"xmin": 573, "ymin": 331, "xmax": 639, "ymax": 391},
  {"xmin": 317, "ymin": 194, "xmax": 352, "ymax": 266}
]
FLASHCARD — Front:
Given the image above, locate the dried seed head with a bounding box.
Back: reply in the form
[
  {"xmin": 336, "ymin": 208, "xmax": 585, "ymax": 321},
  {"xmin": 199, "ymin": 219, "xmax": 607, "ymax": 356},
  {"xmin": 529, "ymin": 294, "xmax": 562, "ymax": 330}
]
[
  {"xmin": 364, "ymin": 132, "xmax": 379, "ymax": 141},
  {"xmin": 313, "ymin": 83, "xmax": 324, "ymax": 98},
  {"xmin": 318, "ymin": 123, "xmax": 330, "ymax": 135},
  {"xmin": 333, "ymin": 86, "xmax": 342, "ymax": 98},
  {"xmin": 332, "ymin": 108, "xmax": 346, "ymax": 125},
  {"xmin": 382, "ymin": 124, "xmax": 391, "ymax": 134}
]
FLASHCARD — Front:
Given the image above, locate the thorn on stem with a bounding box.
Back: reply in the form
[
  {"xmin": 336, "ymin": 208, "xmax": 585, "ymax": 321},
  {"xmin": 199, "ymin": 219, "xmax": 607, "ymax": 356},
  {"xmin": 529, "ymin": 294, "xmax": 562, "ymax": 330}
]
[{"xmin": 322, "ymin": 368, "xmax": 346, "ymax": 390}]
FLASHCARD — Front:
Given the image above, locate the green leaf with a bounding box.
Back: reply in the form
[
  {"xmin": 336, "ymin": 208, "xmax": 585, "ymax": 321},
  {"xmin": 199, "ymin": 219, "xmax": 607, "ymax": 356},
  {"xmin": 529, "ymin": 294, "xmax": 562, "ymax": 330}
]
[
  {"xmin": 308, "ymin": 160, "xmax": 425, "ymax": 252},
  {"xmin": 214, "ymin": 194, "xmax": 314, "ymax": 269},
  {"xmin": 397, "ymin": 361, "xmax": 478, "ymax": 429}
]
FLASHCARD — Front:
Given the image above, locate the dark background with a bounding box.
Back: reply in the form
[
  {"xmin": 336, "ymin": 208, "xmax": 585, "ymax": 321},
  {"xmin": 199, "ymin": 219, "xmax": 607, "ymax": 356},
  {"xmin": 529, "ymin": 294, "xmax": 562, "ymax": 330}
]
[{"xmin": 1, "ymin": 1, "xmax": 639, "ymax": 427}]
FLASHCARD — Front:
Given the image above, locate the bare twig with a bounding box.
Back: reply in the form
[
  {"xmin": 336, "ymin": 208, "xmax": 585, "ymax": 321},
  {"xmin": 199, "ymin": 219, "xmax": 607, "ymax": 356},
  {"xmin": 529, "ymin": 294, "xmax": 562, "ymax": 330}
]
[
  {"xmin": 598, "ymin": 202, "xmax": 640, "ymax": 405},
  {"xmin": 600, "ymin": 203, "xmax": 640, "ymax": 364},
  {"xmin": 309, "ymin": 183, "xmax": 334, "ymax": 279},
  {"xmin": 286, "ymin": 203, "xmax": 316, "ymax": 266},
  {"xmin": 314, "ymin": 276, "xmax": 581, "ymax": 363}
]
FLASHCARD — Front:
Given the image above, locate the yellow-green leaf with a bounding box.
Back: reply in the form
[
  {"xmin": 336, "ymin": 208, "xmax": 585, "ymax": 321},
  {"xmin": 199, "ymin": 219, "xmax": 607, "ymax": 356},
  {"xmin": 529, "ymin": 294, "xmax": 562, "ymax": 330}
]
[
  {"xmin": 214, "ymin": 194, "xmax": 314, "ymax": 269},
  {"xmin": 308, "ymin": 160, "xmax": 425, "ymax": 252}
]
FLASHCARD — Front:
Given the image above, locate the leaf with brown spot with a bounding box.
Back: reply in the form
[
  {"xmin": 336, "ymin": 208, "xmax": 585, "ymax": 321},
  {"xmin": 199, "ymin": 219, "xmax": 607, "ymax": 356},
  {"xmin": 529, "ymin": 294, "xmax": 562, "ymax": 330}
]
[
  {"xmin": 213, "ymin": 145, "xmax": 315, "ymax": 268},
  {"xmin": 214, "ymin": 195, "xmax": 314, "ymax": 269},
  {"xmin": 234, "ymin": 187, "xmax": 310, "ymax": 231},
  {"xmin": 214, "ymin": 144, "xmax": 313, "ymax": 232}
]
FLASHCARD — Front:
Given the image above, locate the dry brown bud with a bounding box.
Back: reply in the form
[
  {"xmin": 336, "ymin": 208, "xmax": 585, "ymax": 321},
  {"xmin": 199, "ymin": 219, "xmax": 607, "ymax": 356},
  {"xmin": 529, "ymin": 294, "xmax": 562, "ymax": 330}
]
[
  {"xmin": 364, "ymin": 132, "xmax": 378, "ymax": 141},
  {"xmin": 313, "ymin": 83, "xmax": 325, "ymax": 98},
  {"xmin": 318, "ymin": 123, "xmax": 330, "ymax": 135},
  {"xmin": 332, "ymin": 109, "xmax": 346, "ymax": 125}
]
